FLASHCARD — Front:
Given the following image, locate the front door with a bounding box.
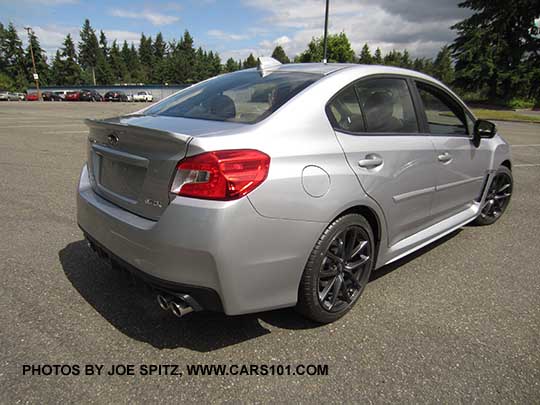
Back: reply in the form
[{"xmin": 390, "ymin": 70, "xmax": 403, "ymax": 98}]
[
  {"xmin": 414, "ymin": 81, "xmax": 492, "ymax": 220},
  {"xmin": 329, "ymin": 77, "xmax": 438, "ymax": 247}
]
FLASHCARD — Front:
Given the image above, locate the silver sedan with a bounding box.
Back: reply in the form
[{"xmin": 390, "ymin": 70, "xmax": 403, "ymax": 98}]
[{"xmin": 77, "ymin": 59, "xmax": 512, "ymax": 323}]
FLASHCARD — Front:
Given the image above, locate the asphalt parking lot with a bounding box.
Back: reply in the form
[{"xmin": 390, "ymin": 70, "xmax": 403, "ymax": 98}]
[{"xmin": 1, "ymin": 102, "xmax": 539, "ymax": 403}]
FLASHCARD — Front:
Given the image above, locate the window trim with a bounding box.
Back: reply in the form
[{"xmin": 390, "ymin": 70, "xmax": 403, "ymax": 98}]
[
  {"xmin": 325, "ymin": 73, "xmax": 424, "ymax": 136},
  {"xmin": 412, "ymin": 78, "xmax": 476, "ymax": 138}
]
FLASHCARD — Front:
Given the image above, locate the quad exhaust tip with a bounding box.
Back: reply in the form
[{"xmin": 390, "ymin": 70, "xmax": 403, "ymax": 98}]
[
  {"xmin": 157, "ymin": 294, "xmax": 195, "ymax": 318},
  {"xmin": 157, "ymin": 294, "xmax": 172, "ymax": 311}
]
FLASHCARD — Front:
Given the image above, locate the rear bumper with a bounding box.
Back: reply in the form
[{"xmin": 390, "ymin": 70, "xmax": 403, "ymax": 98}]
[
  {"xmin": 77, "ymin": 164, "xmax": 325, "ymax": 315},
  {"xmin": 83, "ymin": 232, "xmax": 223, "ymax": 311}
]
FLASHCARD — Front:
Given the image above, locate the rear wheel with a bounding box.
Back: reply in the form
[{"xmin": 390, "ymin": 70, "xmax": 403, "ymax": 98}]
[
  {"xmin": 474, "ymin": 166, "xmax": 513, "ymax": 226},
  {"xmin": 296, "ymin": 214, "xmax": 375, "ymax": 323}
]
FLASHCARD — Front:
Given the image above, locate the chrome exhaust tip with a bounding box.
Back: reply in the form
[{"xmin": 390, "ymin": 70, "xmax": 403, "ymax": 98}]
[
  {"xmin": 157, "ymin": 294, "xmax": 172, "ymax": 311},
  {"xmin": 170, "ymin": 299, "xmax": 194, "ymax": 318}
]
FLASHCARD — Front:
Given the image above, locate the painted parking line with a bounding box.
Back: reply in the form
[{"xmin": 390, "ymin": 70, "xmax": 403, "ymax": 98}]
[
  {"xmin": 514, "ymin": 163, "xmax": 540, "ymax": 167},
  {"xmin": 510, "ymin": 144, "xmax": 540, "ymax": 147}
]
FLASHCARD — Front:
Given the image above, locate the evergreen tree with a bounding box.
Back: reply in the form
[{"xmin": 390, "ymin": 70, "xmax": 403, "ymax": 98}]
[
  {"xmin": 210, "ymin": 51, "xmax": 221, "ymax": 76},
  {"xmin": 413, "ymin": 57, "xmax": 425, "ymax": 72},
  {"xmin": 98, "ymin": 30, "xmax": 108, "ymax": 57},
  {"xmin": 383, "ymin": 50, "xmax": 403, "ymax": 66},
  {"xmin": 0, "ymin": 22, "xmax": 7, "ymax": 72},
  {"xmin": 225, "ymin": 57, "xmax": 239, "ymax": 72},
  {"xmin": 121, "ymin": 40, "xmax": 134, "ymax": 81},
  {"xmin": 129, "ymin": 43, "xmax": 143, "ymax": 82},
  {"xmin": 401, "ymin": 49, "xmax": 412, "ymax": 69},
  {"xmin": 412, "ymin": 57, "xmax": 434, "ymax": 76},
  {"xmin": 152, "ymin": 32, "xmax": 167, "ymax": 83},
  {"xmin": 49, "ymin": 50, "xmax": 63, "ymax": 85},
  {"xmin": 94, "ymin": 46, "xmax": 113, "ymax": 84},
  {"xmin": 78, "ymin": 19, "xmax": 99, "ymax": 84},
  {"xmin": 243, "ymin": 53, "xmax": 257, "ymax": 68},
  {"xmin": 2, "ymin": 23, "xmax": 27, "ymax": 90},
  {"xmin": 451, "ymin": 0, "xmax": 540, "ymax": 101},
  {"xmin": 25, "ymin": 30, "xmax": 49, "ymax": 86},
  {"xmin": 138, "ymin": 33, "xmax": 154, "ymax": 82},
  {"xmin": 358, "ymin": 43, "xmax": 373, "ymax": 64},
  {"xmin": 173, "ymin": 30, "xmax": 196, "ymax": 82},
  {"xmin": 271, "ymin": 45, "xmax": 290, "ymax": 63},
  {"xmin": 432, "ymin": 45, "xmax": 454, "ymax": 84},
  {"xmin": 373, "ymin": 47, "xmax": 383, "ymax": 64},
  {"xmin": 60, "ymin": 34, "xmax": 82, "ymax": 85},
  {"xmin": 153, "ymin": 32, "xmax": 166, "ymax": 60},
  {"xmin": 194, "ymin": 47, "xmax": 209, "ymax": 81},
  {"xmin": 108, "ymin": 40, "xmax": 127, "ymax": 83}
]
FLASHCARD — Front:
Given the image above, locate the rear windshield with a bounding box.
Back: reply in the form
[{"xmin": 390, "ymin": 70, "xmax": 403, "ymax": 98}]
[{"xmin": 144, "ymin": 70, "xmax": 322, "ymax": 124}]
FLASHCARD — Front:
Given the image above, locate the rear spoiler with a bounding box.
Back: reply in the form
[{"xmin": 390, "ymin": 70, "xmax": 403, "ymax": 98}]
[{"xmin": 84, "ymin": 118, "xmax": 193, "ymax": 145}]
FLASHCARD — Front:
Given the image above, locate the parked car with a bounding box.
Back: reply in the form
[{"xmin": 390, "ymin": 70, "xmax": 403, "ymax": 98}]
[
  {"xmin": 80, "ymin": 89, "xmax": 103, "ymax": 102},
  {"xmin": 26, "ymin": 92, "xmax": 39, "ymax": 101},
  {"xmin": 16, "ymin": 92, "xmax": 26, "ymax": 101},
  {"xmin": 42, "ymin": 91, "xmax": 63, "ymax": 101},
  {"xmin": 1, "ymin": 90, "xmax": 12, "ymax": 101},
  {"xmin": 65, "ymin": 91, "xmax": 82, "ymax": 101},
  {"xmin": 53, "ymin": 91, "xmax": 67, "ymax": 101},
  {"xmin": 78, "ymin": 60, "xmax": 512, "ymax": 323},
  {"xmin": 0, "ymin": 91, "xmax": 20, "ymax": 101},
  {"xmin": 133, "ymin": 91, "xmax": 154, "ymax": 102},
  {"xmin": 104, "ymin": 91, "xmax": 128, "ymax": 102}
]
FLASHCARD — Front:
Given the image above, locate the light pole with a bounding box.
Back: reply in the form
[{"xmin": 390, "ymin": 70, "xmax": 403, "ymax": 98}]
[
  {"xmin": 322, "ymin": 0, "xmax": 330, "ymax": 63},
  {"xmin": 24, "ymin": 26, "xmax": 41, "ymax": 101}
]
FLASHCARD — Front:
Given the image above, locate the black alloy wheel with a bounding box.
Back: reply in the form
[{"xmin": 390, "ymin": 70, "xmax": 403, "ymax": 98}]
[
  {"xmin": 474, "ymin": 166, "xmax": 513, "ymax": 226},
  {"xmin": 297, "ymin": 214, "xmax": 375, "ymax": 323}
]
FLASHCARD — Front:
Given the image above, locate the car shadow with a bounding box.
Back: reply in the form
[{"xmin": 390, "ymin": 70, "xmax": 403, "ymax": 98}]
[{"xmin": 59, "ymin": 231, "xmax": 461, "ymax": 351}]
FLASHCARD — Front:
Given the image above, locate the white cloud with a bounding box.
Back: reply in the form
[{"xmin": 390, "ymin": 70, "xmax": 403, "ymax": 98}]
[
  {"xmin": 242, "ymin": 0, "xmax": 467, "ymax": 59},
  {"xmin": 109, "ymin": 8, "xmax": 180, "ymax": 26},
  {"xmin": 207, "ymin": 29, "xmax": 249, "ymax": 41},
  {"xmin": 103, "ymin": 30, "xmax": 141, "ymax": 45},
  {"xmin": 19, "ymin": 24, "xmax": 79, "ymax": 55},
  {"xmin": 18, "ymin": 24, "xmax": 141, "ymax": 59}
]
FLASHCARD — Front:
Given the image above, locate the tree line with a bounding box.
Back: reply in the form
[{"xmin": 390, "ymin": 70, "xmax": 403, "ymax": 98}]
[
  {"xmin": 0, "ymin": 0, "xmax": 538, "ymax": 105},
  {"xmin": 0, "ymin": 19, "xmax": 456, "ymax": 90}
]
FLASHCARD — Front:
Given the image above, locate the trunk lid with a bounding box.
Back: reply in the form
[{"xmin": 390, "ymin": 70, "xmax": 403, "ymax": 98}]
[
  {"xmin": 85, "ymin": 115, "xmax": 247, "ymax": 220},
  {"xmin": 85, "ymin": 117, "xmax": 193, "ymax": 220}
]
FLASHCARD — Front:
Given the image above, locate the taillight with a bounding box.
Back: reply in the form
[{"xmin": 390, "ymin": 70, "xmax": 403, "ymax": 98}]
[{"xmin": 170, "ymin": 149, "xmax": 270, "ymax": 200}]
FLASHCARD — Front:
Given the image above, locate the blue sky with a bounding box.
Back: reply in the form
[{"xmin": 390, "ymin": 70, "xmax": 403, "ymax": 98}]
[{"xmin": 1, "ymin": 0, "xmax": 470, "ymax": 61}]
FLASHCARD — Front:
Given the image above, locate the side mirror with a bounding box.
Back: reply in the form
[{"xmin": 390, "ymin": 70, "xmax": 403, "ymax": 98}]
[{"xmin": 472, "ymin": 119, "xmax": 496, "ymax": 147}]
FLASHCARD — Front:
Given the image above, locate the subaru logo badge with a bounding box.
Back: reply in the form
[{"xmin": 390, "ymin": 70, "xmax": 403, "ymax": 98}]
[{"xmin": 107, "ymin": 133, "xmax": 119, "ymax": 146}]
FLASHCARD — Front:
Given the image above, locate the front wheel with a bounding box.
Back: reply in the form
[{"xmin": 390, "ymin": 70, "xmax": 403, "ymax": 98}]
[
  {"xmin": 296, "ymin": 214, "xmax": 375, "ymax": 323},
  {"xmin": 473, "ymin": 166, "xmax": 513, "ymax": 226}
]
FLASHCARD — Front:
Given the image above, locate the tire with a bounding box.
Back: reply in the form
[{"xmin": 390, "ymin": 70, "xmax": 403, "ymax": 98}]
[
  {"xmin": 296, "ymin": 213, "xmax": 375, "ymax": 323},
  {"xmin": 473, "ymin": 165, "xmax": 513, "ymax": 226}
]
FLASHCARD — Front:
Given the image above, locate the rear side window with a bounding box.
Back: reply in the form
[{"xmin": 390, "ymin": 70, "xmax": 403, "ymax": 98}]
[
  {"xmin": 327, "ymin": 86, "xmax": 365, "ymax": 133},
  {"xmin": 355, "ymin": 78, "xmax": 418, "ymax": 133},
  {"xmin": 416, "ymin": 82, "xmax": 468, "ymax": 135}
]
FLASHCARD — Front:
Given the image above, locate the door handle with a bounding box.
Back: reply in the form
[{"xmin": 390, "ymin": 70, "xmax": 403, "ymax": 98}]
[
  {"xmin": 358, "ymin": 155, "xmax": 383, "ymax": 168},
  {"xmin": 438, "ymin": 152, "xmax": 452, "ymax": 163}
]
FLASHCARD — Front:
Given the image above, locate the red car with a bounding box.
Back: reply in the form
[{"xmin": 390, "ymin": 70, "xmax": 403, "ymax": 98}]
[
  {"xmin": 26, "ymin": 93, "xmax": 38, "ymax": 101},
  {"xmin": 65, "ymin": 91, "xmax": 81, "ymax": 101}
]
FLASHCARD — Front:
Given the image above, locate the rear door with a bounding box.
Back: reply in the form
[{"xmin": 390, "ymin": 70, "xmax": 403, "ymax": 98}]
[
  {"xmin": 329, "ymin": 76, "xmax": 438, "ymax": 247},
  {"xmin": 414, "ymin": 81, "xmax": 491, "ymax": 221}
]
